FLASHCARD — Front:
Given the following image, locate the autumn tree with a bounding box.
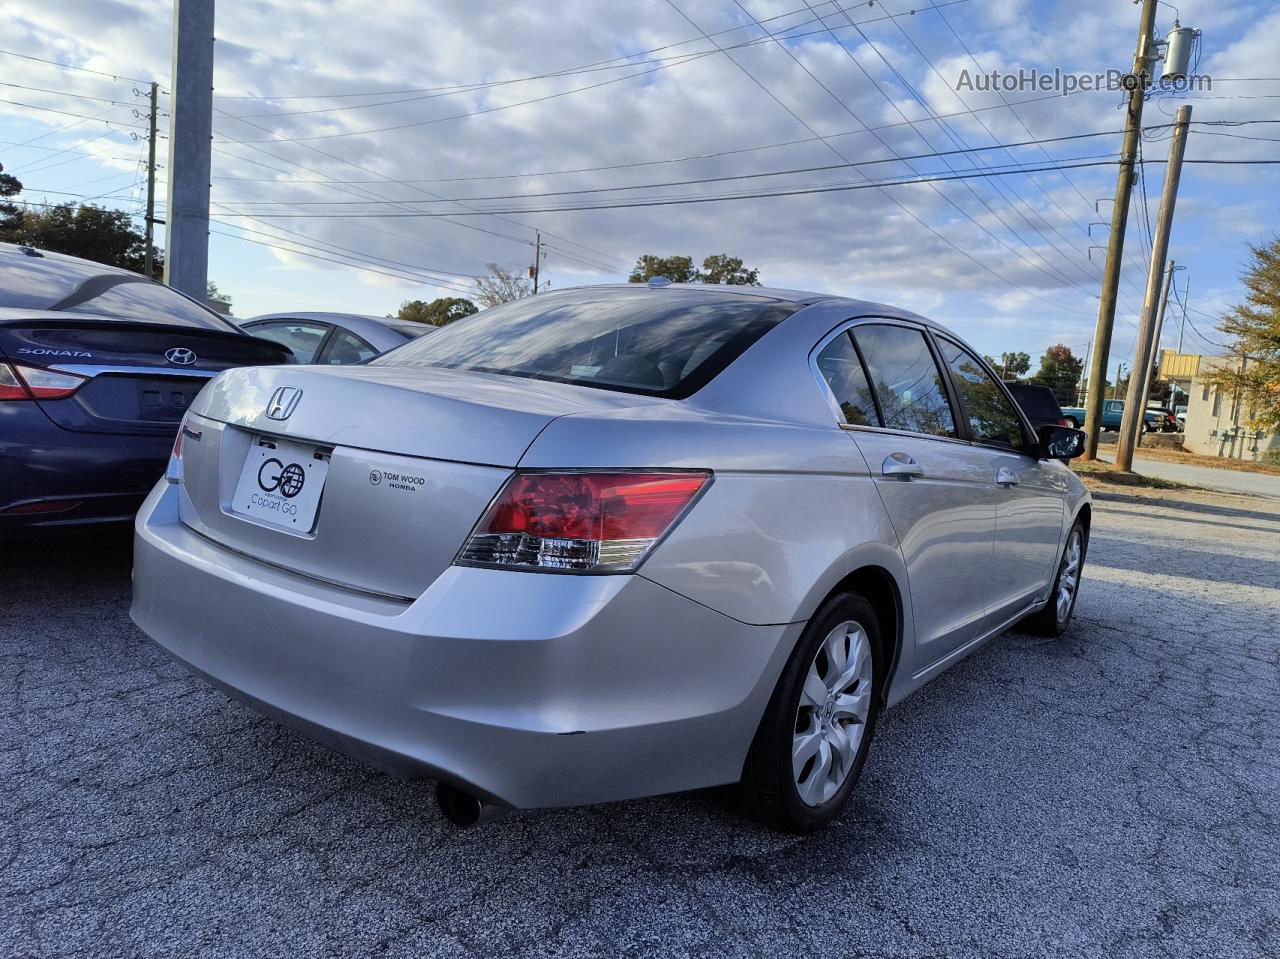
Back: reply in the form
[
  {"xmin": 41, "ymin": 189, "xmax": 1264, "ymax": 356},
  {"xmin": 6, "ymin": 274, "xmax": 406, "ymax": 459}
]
[
  {"xmin": 1206, "ymin": 237, "xmax": 1280, "ymax": 432},
  {"xmin": 397, "ymin": 297, "xmax": 478, "ymax": 326},
  {"xmin": 1030, "ymin": 344, "xmax": 1084, "ymax": 400},
  {"xmin": 473, "ymin": 264, "xmax": 532, "ymax": 308}
]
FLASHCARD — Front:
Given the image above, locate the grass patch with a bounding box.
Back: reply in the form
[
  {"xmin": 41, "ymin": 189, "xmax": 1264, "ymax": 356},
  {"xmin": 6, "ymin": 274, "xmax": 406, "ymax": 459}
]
[{"xmin": 1071, "ymin": 459, "xmax": 1191, "ymax": 490}]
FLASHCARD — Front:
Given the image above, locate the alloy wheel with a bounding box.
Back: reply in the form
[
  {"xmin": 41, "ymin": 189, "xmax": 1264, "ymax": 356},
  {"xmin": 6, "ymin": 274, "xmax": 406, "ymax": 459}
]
[
  {"xmin": 792, "ymin": 620, "xmax": 873, "ymax": 807},
  {"xmin": 1056, "ymin": 529, "xmax": 1083, "ymax": 623}
]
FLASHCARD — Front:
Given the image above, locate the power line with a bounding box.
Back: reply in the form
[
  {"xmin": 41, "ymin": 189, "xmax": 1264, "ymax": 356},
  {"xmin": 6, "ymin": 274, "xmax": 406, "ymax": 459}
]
[
  {"xmin": 216, "ymin": 131, "xmax": 1127, "ymax": 207},
  {"xmin": 0, "ymin": 96, "xmax": 149, "ymax": 133},
  {"xmin": 211, "ymin": 1, "xmax": 970, "ymax": 106},
  {"xmin": 850, "ymin": 0, "xmax": 1134, "ymax": 305},
  {"xmin": 211, "ymin": 158, "xmax": 1123, "ymax": 217},
  {"xmin": 0, "ymin": 49, "xmax": 153, "ymax": 85},
  {"xmin": 739, "ymin": 0, "xmax": 1103, "ymax": 308}
]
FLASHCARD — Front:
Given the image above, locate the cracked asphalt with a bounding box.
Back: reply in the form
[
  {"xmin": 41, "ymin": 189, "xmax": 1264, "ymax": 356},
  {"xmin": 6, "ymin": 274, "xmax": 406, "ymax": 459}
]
[{"xmin": 3, "ymin": 486, "xmax": 1278, "ymax": 959}]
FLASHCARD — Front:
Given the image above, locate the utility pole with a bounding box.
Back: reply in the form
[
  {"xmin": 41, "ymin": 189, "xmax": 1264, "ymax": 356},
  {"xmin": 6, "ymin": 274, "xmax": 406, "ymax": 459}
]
[
  {"xmin": 1138, "ymin": 260, "xmax": 1180, "ymax": 416},
  {"xmin": 143, "ymin": 81, "xmax": 159, "ymax": 280},
  {"xmin": 1116, "ymin": 105, "xmax": 1193, "ymax": 472},
  {"xmin": 1081, "ymin": 0, "xmax": 1159, "ymax": 460},
  {"xmin": 1176, "ymin": 273, "xmax": 1190, "ymax": 353},
  {"xmin": 1077, "ymin": 341, "xmax": 1091, "ymax": 406},
  {"xmin": 163, "ymin": 0, "xmax": 215, "ymax": 300},
  {"xmin": 531, "ymin": 231, "xmax": 541, "ymax": 293}
]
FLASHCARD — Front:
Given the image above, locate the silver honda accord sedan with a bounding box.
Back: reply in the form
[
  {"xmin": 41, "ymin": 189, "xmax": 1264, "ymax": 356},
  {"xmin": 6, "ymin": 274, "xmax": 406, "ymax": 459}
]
[{"xmin": 131, "ymin": 283, "xmax": 1090, "ymax": 832}]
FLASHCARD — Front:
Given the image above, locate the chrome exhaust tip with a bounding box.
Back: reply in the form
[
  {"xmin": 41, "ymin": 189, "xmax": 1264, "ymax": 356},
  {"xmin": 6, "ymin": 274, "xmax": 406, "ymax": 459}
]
[{"xmin": 435, "ymin": 781, "xmax": 508, "ymax": 828}]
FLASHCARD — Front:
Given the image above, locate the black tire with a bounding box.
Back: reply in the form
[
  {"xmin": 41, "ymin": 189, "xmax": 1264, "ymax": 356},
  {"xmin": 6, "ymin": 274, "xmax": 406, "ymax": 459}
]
[
  {"xmin": 1064, "ymin": 416, "xmax": 1079, "ymax": 428},
  {"xmin": 1021, "ymin": 520, "xmax": 1086, "ymax": 637},
  {"xmin": 740, "ymin": 592, "xmax": 883, "ymax": 832}
]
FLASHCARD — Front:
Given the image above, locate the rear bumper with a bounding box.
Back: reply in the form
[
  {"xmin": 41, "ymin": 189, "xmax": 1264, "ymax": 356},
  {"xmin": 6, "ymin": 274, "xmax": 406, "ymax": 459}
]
[
  {"xmin": 131, "ymin": 481, "xmax": 797, "ymax": 809},
  {"xmin": 0, "ymin": 404, "xmax": 170, "ymax": 531}
]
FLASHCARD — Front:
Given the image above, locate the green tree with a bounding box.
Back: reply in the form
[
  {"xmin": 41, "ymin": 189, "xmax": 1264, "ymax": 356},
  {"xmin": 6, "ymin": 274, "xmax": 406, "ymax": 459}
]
[
  {"xmin": 701, "ymin": 253, "xmax": 759, "ymax": 285},
  {"xmin": 627, "ymin": 253, "xmax": 762, "ymax": 285},
  {"xmin": 206, "ymin": 281, "xmax": 232, "ymax": 309},
  {"xmin": 1207, "ymin": 236, "xmax": 1280, "ymax": 431},
  {"xmin": 396, "ymin": 296, "xmax": 478, "ymax": 326},
  {"xmin": 983, "ymin": 351, "xmax": 1031, "ymax": 380},
  {"xmin": 0, "ymin": 163, "xmax": 21, "ymax": 231},
  {"xmin": 1, "ymin": 201, "xmax": 157, "ymax": 275},
  {"xmin": 628, "ymin": 254, "xmax": 699, "ymax": 284},
  {"xmin": 1031, "ymin": 344, "xmax": 1084, "ymax": 400},
  {"xmin": 473, "ymin": 263, "xmax": 532, "ymax": 308}
]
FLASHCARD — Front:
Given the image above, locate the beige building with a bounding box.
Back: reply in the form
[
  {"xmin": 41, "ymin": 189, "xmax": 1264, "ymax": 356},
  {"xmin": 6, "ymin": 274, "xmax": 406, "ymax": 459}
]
[{"xmin": 1181, "ymin": 355, "xmax": 1280, "ymax": 461}]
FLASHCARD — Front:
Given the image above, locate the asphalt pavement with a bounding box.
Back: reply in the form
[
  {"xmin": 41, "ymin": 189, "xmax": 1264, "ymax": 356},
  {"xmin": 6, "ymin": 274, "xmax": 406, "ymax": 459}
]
[{"xmin": 3, "ymin": 486, "xmax": 1278, "ymax": 959}]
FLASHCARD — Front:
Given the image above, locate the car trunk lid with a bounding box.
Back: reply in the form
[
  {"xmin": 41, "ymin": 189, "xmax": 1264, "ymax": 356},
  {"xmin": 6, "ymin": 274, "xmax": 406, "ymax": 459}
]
[
  {"xmin": 0, "ymin": 317, "xmax": 289, "ymax": 435},
  {"xmin": 179, "ymin": 364, "xmax": 661, "ymax": 597}
]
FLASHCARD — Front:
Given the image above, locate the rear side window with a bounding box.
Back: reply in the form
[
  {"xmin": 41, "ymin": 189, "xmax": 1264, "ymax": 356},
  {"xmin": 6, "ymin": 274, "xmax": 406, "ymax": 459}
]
[
  {"xmin": 320, "ymin": 328, "xmax": 378, "ymax": 365},
  {"xmin": 246, "ymin": 320, "xmax": 329, "ymax": 363},
  {"xmin": 851, "ymin": 324, "xmax": 956, "ymax": 438},
  {"xmin": 374, "ymin": 288, "xmax": 800, "ymax": 399},
  {"xmin": 1006, "ymin": 384, "xmax": 1061, "ymax": 422},
  {"xmin": 936, "ymin": 338, "xmax": 1028, "ymax": 451},
  {"xmin": 815, "ymin": 332, "xmax": 877, "ymax": 426}
]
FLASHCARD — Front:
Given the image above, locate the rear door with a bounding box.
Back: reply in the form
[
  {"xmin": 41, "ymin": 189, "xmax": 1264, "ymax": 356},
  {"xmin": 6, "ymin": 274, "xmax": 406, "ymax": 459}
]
[
  {"xmin": 817, "ymin": 321, "xmax": 997, "ymax": 668},
  {"xmin": 932, "ymin": 336, "xmax": 1066, "ymax": 628}
]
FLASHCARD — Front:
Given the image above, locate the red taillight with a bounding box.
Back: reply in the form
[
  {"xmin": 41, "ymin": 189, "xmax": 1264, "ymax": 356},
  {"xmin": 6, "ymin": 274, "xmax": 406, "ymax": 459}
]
[
  {"xmin": 0, "ymin": 363, "xmax": 88, "ymax": 400},
  {"xmin": 0, "ymin": 499, "xmax": 82, "ymax": 516},
  {"xmin": 1057, "ymin": 417, "xmax": 1070, "ymax": 427},
  {"xmin": 459, "ymin": 471, "xmax": 711, "ymax": 572},
  {"xmin": 166, "ymin": 419, "xmax": 186, "ymax": 484},
  {"xmin": 0, "ymin": 363, "xmax": 31, "ymax": 400}
]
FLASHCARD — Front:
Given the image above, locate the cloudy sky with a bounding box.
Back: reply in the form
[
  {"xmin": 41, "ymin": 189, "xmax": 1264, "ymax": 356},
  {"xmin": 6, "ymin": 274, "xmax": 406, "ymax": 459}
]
[{"xmin": 3, "ymin": 0, "xmax": 1278, "ymax": 369}]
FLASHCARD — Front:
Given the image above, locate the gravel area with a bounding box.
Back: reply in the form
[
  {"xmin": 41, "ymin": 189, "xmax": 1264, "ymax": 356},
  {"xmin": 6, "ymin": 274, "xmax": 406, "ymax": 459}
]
[{"xmin": 3, "ymin": 486, "xmax": 1278, "ymax": 958}]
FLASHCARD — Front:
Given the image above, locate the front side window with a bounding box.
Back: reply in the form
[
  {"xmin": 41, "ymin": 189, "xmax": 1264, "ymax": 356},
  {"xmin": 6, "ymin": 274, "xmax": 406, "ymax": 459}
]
[
  {"xmin": 936, "ymin": 338, "xmax": 1028, "ymax": 451},
  {"xmin": 374, "ymin": 288, "xmax": 799, "ymax": 398},
  {"xmin": 246, "ymin": 320, "xmax": 329, "ymax": 363},
  {"xmin": 851, "ymin": 324, "xmax": 956, "ymax": 437},
  {"xmin": 815, "ymin": 332, "xmax": 877, "ymax": 426}
]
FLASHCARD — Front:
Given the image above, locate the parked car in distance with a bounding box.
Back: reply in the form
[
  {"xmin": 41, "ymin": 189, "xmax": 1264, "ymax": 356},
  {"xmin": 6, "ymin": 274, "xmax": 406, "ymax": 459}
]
[
  {"xmin": 240, "ymin": 312, "xmax": 432, "ymax": 364},
  {"xmin": 1175, "ymin": 405, "xmax": 1187, "ymax": 430},
  {"xmin": 132, "ymin": 283, "xmax": 1091, "ymax": 833},
  {"xmin": 0, "ymin": 243, "xmax": 292, "ymax": 534},
  {"xmin": 1060, "ymin": 398, "xmax": 1176, "ymax": 432},
  {"xmin": 1004, "ymin": 382, "xmax": 1071, "ymax": 430}
]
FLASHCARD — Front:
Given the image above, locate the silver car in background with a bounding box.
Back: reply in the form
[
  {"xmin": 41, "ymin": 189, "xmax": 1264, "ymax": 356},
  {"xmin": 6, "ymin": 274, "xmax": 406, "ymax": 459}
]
[
  {"xmin": 239, "ymin": 311, "xmax": 431, "ymax": 364},
  {"xmin": 131, "ymin": 284, "xmax": 1090, "ymax": 832}
]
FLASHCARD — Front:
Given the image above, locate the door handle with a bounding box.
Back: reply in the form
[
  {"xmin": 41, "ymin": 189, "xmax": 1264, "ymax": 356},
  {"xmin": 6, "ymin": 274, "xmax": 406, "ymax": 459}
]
[
  {"xmin": 996, "ymin": 467, "xmax": 1020, "ymax": 487},
  {"xmin": 881, "ymin": 453, "xmax": 924, "ymax": 480}
]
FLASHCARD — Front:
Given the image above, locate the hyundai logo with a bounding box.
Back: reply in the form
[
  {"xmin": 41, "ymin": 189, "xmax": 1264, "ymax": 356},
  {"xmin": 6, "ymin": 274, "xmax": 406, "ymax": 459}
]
[
  {"xmin": 265, "ymin": 386, "xmax": 302, "ymax": 420},
  {"xmin": 164, "ymin": 347, "xmax": 198, "ymax": 366}
]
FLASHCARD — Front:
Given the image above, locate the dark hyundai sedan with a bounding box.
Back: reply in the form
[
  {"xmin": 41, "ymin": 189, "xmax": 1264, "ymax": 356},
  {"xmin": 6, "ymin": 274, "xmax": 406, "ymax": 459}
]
[{"xmin": 0, "ymin": 243, "xmax": 290, "ymax": 534}]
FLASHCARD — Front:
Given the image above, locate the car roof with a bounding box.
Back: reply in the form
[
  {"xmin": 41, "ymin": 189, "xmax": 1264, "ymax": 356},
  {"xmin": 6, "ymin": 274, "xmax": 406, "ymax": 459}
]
[{"xmin": 244, "ymin": 311, "xmax": 419, "ymax": 342}]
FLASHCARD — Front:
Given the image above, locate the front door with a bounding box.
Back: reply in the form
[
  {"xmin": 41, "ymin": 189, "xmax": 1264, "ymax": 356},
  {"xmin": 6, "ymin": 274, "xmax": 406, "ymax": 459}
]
[{"xmin": 933, "ymin": 337, "xmax": 1066, "ymax": 627}]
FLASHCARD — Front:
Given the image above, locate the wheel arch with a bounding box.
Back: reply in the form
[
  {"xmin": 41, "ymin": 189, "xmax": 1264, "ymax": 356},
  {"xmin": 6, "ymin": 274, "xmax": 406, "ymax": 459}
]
[{"xmin": 809, "ymin": 562, "xmax": 905, "ymax": 710}]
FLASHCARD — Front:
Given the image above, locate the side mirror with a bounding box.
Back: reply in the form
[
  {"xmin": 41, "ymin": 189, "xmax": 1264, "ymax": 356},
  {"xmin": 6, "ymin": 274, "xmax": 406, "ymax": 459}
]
[{"xmin": 1038, "ymin": 424, "xmax": 1085, "ymax": 461}]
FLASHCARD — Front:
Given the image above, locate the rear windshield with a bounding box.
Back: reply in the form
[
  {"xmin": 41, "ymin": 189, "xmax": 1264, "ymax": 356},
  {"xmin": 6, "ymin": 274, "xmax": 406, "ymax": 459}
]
[
  {"xmin": 1006, "ymin": 383, "xmax": 1062, "ymax": 420},
  {"xmin": 0, "ymin": 249, "xmax": 238, "ymax": 331},
  {"xmin": 374, "ymin": 288, "xmax": 799, "ymax": 398}
]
